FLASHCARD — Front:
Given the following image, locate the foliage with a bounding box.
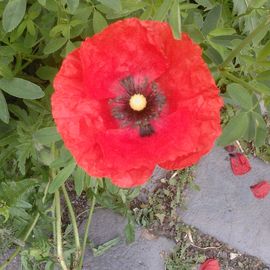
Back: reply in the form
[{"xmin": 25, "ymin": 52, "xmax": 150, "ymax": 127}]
[{"xmin": 0, "ymin": 0, "xmax": 269, "ymax": 269}]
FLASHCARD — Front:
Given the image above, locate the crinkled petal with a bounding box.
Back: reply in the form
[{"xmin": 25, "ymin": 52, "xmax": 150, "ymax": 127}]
[
  {"xmin": 230, "ymin": 153, "xmax": 251, "ymax": 175},
  {"xmin": 250, "ymin": 181, "xmax": 270, "ymax": 199},
  {"xmin": 52, "ymin": 18, "xmax": 223, "ymax": 187}
]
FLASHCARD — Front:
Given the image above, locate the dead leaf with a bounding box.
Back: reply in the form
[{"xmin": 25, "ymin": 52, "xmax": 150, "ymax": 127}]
[{"xmin": 141, "ymin": 229, "xmax": 158, "ymax": 240}]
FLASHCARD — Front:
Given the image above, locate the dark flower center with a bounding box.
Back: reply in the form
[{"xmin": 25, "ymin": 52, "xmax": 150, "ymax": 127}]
[{"xmin": 110, "ymin": 76, "xmax": 166, "ymax": 137}]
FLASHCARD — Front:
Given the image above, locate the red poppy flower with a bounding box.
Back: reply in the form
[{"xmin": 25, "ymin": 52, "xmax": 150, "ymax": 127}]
[
  {"xmin": 52, "ymin": 18, "xmax": 223, "ymax": 187},
  {"xmin": 250, "ymin": 181, "xmax": 270, "ymax": 199}
]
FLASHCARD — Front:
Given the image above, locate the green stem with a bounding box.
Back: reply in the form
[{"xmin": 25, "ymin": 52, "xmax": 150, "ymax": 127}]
[
  {"xmin": 78, "ymin": 182, "xmax": 98, "ymax": 269},
  {"xmin": 55, "ymin": 190, "xmax": 68, "ymax": 270},
  {"xmin": 0, "ymin": 181, "xmax": 50, "ymax": 270},
  {"xmin": 220, "ymin": 70, "xmax": 261, "ymax": 94},
  {"xmin": 61, "ymin": 185, "xmax": 81, "ymax": 267},
  {"xmin": 220, "ymin": 16, "xmax": 270, "ymax": 68}
]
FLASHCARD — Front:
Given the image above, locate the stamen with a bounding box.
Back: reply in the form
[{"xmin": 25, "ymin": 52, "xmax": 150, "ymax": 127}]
[{"xmin": 110, "ymin": 76, "xmax": 166, "ymax": 137}]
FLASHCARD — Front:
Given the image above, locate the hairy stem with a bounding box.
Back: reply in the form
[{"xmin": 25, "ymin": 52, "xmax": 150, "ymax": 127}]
[
  {"xmin": 55, "ymin": 190, "xmax": 68, "ymax": 270},
  {"xmin": 220, "ymin": 16, "xmax": 270, "ymax": 69},
  {"xmin": 62, "ymin": 185, "xmax": 81, "ymax": 267},
  {"xmin": 78, "ymin": 182, "xmax": 98, "ymax": 269}
]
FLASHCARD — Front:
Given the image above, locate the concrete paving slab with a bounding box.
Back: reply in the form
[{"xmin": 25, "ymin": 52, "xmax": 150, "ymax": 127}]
[
  {"xmin": 180, "ymin": 147, "xmax": 270, "ymax": 265},
  {"xmin": 0, "ymin": 250, "xmax": 21, "ymax": 270},
  {"xmin": 82, "ymin": 208, "xmax": 175, "ymax": 270}
]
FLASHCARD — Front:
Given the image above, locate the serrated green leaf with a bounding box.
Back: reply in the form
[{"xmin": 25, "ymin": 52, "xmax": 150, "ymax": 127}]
[
  {"xmin": 16, "ymin": 143, "xmax": 32, "ymax": 175},
  {"xmin": 169, "ymin": 0, "xmax": 181, "ymax": 39},
  {"xmin": 33, "ymin": 127, "xmax": 61, "ymax": 146},
  {"xmin": 202, "ymin": 5, "xmax": 221, "ymax": 35},
  {"xmin": 43, "ymin": 37, "xmax": 67, "ymax": 54},
  {"xmin": 2, "ymin": 0, "xmax": 27, "ymax": 32},
  {"xmin": 0, "ymin": 90, "xmax": 9, "ymax": 124},
  {"xmin": 217, "ymin": 112, "xmax": 249, "ymax": 146},
  {"xmin": 227, "ymin": 83, "xmax": 253, "ymax": 110},
  {"xmin": 97, "ymin": 0, "xmax": 122, "ymax": 12},
  {"xmin": 48, "ymin": 162, "xmax": 76, "ymax": 193},
  {"xmin": 153, "ymin": 0, "xmax": 174, "ymax": 21},
  {"xmin": 0, "ymin": 78, "xmax": 44, "ymax": 99},
  {"xmin": 93, "ymin": 10, "xmax": 108, "ymax": 34}
]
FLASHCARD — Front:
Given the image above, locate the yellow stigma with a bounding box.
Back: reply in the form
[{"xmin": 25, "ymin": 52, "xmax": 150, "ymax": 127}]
[{"xmin": 129, "ymin": 94, "xmax": 147, "ymax": 111}]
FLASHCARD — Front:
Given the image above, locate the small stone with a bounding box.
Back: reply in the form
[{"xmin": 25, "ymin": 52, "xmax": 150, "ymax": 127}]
[{"xmin": 230, "ymin": 252, "xmax": 240, "ymax": 260}]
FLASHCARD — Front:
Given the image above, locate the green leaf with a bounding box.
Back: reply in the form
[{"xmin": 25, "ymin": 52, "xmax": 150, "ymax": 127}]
[
  {"xmin": 153, "ymin": 0, "xmax": 174, "ymax": 21},
  {"xmin": 93, "ymin": 10, "xmax": 108, "ymax": 34},
  {"xmin": 204, "ymin": 45, "xmax": 223, "ymax": 65},
  {"xmin": 16, "ymin": 143, "xmax": 32, "ymax": 175},
  {"xmin": 243, "ymin": 112, "xmax": 255, "ymax": 141},
  {"xmin": 209, "ymin": 28, "xmax": 236, "ymax": 36},
  {"xmin": 202, "ymin": 5, "xmax": 221, "ymax": 36},
  {"xmin": 0, "ymin": 78, "xmax": 44, "ymax": 99},
  {"xmin": 227, "ymin": 83, "xmax": 253, "ymax": 110},
  {"xmin": 257, "ymin": 40, "xmax": 270, "ymax": 61},
  {"xmin": 217, "ymin": 112, "xmax": 249, "ymax": 146},
  {"xmin": 124, "ymin": 221, "xmax": 135, "ymax": 243},
  {"xmin": 252, "ymin": 112, "xmax": 267, "ymax": 147},
  {"xmin": 249, "ymin": 81, "xmax": 270, "ymax": 96},
  {"xmin": 36, "ymin": 66, "xmax": 58, "ymax": 81},
  {"xmin": 92, "ymin": 237, "xmax": 120, "ymax": 257},
  {"xmin": 67, "ymin": 0, "xmax": 79, "ymax": 13},
  {"xmin": 33, "ymin": 127, "xmax": 61, "ymax": 146},
  {"xmin": 2, "ymin": 0, "xmax": 27, "ymax": 33},
  {"xmin": 0, "ymin": 90, "xmax": 9, "ymax": 124},
  {"xmin": 43, "ymin": 37, "xmax": 67, "ymax": 54},
  {"xmin": 169, "ymin": 0, "xmax": 181, "ymax": 39},
  {"xmin": 182, "ymin": 25, "xmax": 205, "ymax": 43},
  {"xmin": 257, "ymin": 70, "xmax": 270, "ymax": 81},
  {"xmin": 74, "ymin": 167, "xmax": 85, "ymax": 196},
  {"xmin": 48, "ymin": 162, "xmax": 76, "ymax": 193},
  {"xmin": 97, "ymin": 0, "xmax": 122, "ymax": 12},
  {"xmin": 37, "ymin": 0, "xmax": 46, "ymax": 6}
]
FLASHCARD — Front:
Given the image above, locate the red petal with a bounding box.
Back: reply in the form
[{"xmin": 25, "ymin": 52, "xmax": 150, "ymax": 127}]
[
  {"xmin": 199, "ymin": 259, "xmax": 220, "ymax": 270},
  {"xmin": 250, "ymin": 181, "xmax": 270, "ymax": 199},
  {"xmin": 230, "ymin": 153, "xmax": 251, "ymax": 175},
  {"xmin": 224, "ymin": 145, "xmax": 237, "ymax": 153}
]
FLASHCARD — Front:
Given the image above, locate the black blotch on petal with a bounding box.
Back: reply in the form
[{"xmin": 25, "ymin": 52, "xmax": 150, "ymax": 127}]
[{"xmin": 139, "ymin": 123, "xmax": 154, "ymax": 137}]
